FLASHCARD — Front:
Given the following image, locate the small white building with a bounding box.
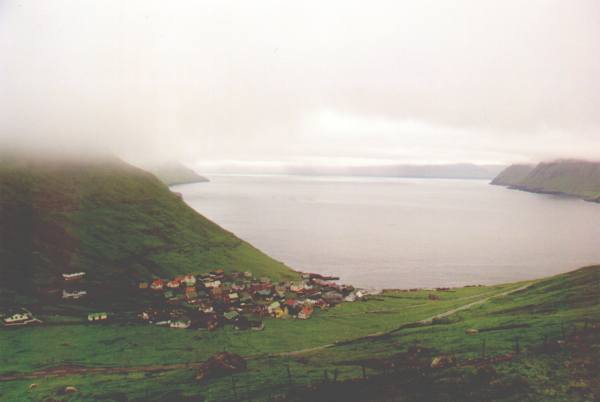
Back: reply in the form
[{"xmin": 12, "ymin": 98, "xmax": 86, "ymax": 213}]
[
  {"xmin": 62, "ymin": 272, "xmax": 86, "ymax": 281},
  {"xmin": 170, "ymin": 320, "xmax": 191, "ymax": 329},
  {"xmin": 3, "ymin": 312, "xmax": 31, "ymax": 324},
  {"xmin": 62, "ymin": 290, "xmax": 87, "ymax": 299},
  {"xmin": 2, "ymin": 309, "xmax": 41, "ymax": 326},
  {"xmin": 88, "ymin": 312, "xmax": 108, "ymax": 321},
  {"xmin": 204, "ymin": 280, "xmax": 221, "ymax": 289},
  {"xmin": 355, "ymin": 290, "xmax": 367, "ymax": 299}
]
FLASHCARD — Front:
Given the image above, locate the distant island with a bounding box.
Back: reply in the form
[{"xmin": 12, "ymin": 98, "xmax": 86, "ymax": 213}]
[
  {"xmin": 205, "ymin": 163, "xmax": 506, "ymax": 180},
  {"xmin": 492, "ymin": 159, "xmax": 600, "ymax": 202},
  {"xmin": 146, "ymin": 161, "xmax": 209, "ymax": 186}
]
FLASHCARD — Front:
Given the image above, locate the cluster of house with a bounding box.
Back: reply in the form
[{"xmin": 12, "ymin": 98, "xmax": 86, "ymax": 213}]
[
  {"xmin": 1, "ymin": 308, "xmax": 42, "ymax": 327},
  {"xmin": 137, "ymin": 270, "xmax": 367, "ymax": 331},
  {"xmin": 3, "ymin": 270, "xmax": 365, "ymax": 330}
]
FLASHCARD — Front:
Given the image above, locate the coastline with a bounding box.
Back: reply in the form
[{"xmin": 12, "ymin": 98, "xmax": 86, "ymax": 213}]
[{"xmin": 493, "ymin": 182, "xmax": 600, "ymax": 204}]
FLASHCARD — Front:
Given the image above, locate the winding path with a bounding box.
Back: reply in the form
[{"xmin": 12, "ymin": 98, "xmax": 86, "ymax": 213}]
[{"xmin": 269, "ymin": 282, "xmax": 532, "ymax": 357}]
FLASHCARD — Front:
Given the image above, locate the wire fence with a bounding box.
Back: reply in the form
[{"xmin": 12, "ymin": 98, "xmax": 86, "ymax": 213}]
[{"xmin": 209, "ymin": 317, "xmax": 600, "ymax": 402}]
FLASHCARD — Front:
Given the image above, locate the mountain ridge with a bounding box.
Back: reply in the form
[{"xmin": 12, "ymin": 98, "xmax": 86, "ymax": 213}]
[
  {"xmin": 491, "ymin": 159, "xmax": 600, "ymax": 202},
  {"xmin": 0, "ymin": 154, "xmax": 295, "ymax": 306}
]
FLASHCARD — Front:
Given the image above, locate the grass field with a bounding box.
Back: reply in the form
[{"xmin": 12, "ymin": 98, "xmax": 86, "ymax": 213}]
[{"xmin": 2, "ymin": 265, "xmax": 599, "ymax": 401}]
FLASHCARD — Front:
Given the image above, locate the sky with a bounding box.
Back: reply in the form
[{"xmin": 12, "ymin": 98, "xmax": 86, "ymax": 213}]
[{"xmin": 1, "ymin": 0, "xmax": 599, "ymax": 170}]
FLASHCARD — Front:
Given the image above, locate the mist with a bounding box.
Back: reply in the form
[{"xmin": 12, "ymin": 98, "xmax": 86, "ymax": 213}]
[{"xmin": 1, "ymin": 1, "xmax": 599, "ymax": 168}]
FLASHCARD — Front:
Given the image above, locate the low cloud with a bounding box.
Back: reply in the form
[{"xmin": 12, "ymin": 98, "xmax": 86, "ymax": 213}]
[{"xmin": 1, "ymin": 0, "xmax": 599, "ymax": 166}]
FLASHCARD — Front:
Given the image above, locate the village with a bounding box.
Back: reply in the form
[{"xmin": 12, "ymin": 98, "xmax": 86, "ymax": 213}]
[
  {"xmin": 1, "ymin": 269, "xmax": 369, "ymax": 331},
  {"xmin": 0, "ymin": 268, "xmax": 468, "ymax": 331},
  {"xmin": 135, "ymin": 269, "xmax": 368, "ymax": 330}
]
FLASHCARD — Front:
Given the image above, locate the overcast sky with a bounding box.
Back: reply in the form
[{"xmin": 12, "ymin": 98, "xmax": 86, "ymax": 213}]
[{"xmin": 1, "ymin": 0, "xmax": 599, "ymax": 169}]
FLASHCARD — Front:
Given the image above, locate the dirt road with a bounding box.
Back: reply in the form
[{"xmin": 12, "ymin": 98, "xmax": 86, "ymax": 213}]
[{"xmin": 269, "ymin": 282, "xmax": 532, "ymax": 356}]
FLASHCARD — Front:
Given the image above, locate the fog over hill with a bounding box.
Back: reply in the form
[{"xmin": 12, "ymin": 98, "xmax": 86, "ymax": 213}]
[
  {"xmin": 1, "ymin": 1, "xmax": 600, "ymax": 167},
  {"xmin": 0, "ymin": 153, "xmax": 294, "ymax": 306}
]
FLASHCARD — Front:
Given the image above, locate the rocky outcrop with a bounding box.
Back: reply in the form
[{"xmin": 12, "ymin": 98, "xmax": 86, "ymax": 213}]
[{"xmin": 196, "ymin": 352, "xmax": 247, "ymax": 381}]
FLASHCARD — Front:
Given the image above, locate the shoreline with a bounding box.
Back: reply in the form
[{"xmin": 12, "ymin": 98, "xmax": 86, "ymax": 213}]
[
  {"xmin": 492, "ymin": 182, "xmax": 600, "ymax": 204},
  {"xmin": 509, "ymin": 185, "xmax": 600, "ymax": 204}
]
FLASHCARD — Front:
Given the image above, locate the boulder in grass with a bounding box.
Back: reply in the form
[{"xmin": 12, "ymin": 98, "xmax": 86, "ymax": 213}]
[
  {"xmin": 431, "ymin": 355, "xmax": 455, "ymax": 369},
  {"xmin": 57, "ymin": 386, "xmax": 79, "ymax": 395},
  {"xmin": 196, "ymin": 352, "xmax": 247, "ymax": 381}
]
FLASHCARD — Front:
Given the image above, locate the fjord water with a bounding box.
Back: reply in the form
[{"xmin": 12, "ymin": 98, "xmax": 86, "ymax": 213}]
[{"xmin": 177, "ymin": 175, "xmax": 600, "ymax": 289}]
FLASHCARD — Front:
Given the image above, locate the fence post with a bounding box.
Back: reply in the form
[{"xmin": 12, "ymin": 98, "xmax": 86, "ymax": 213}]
[
  {"xmin": 514, "ymin": 336, "xmax": 520, "ymax": 354},
  {"xmin": 362, "ymin": 364, "xmax": 367, "ymax": 380},
  {"xmin": 231, "ymin": 376, "xmax": 238, "ymax": 401},
  {"xmin": 481, "ymin": 339, "xmax": 486, "ymax": 359},
  {"xmin": 333, "ymin": 369, "xmax": 338, "ymax": 383},
  {"xmin": 561, "ymin": 322, "xmax": 566, "ymax": 339},
  {"xmin": 286, "ymin": 364, "xmax": 293, "ymax": 388},
  {"xmin": 323, "ymin": 369, "xmax": 329, "ymax": 383}
]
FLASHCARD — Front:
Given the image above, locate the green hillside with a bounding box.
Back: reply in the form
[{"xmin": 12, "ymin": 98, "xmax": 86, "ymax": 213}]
[
  {"xmin": 284, "ymin": 265, "xmax": 600, "ymax": 401},
  {"xmin": 145, "ymin": 161, "xmax": 209, "ymax": 186},
  {"xmin": 0, "ymin": 154, "xmax": 295, "ymax": 306},
  {"xmin": 2, "ymin": 265, "xmax": 599, "ymax": 401},
  {"xmin": 516, "ymin": 160, "xmax": 600, "ymax": 201},
  {"xmin": 492, "ymin": 160, "xmax": 600, "ymax": 202}
]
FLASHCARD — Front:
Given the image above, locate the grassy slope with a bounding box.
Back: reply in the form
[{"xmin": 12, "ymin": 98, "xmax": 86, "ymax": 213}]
[
  {"xmin": 516, "ymin": 160, "xmax": 600, "ymax": 201},
  {"xmin": 1, "ymin": 265, "xmax": 599, "ymax": 401},
  {"xmin": 145, "ymin": 162, "xmax": 209, "ymax": 186},
  {"xmin": 492, "ymin": 160, "xmax": 600, "ymax": 201},
  {"xmin": 0, "ymin": 155, "xmax": 295, "ymax": 306}
]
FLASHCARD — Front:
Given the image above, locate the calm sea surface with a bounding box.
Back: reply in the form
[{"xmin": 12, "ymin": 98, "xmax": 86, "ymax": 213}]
[{"xmin": 175, "ymin": 175, "xmax": 600, "ymax": 289}]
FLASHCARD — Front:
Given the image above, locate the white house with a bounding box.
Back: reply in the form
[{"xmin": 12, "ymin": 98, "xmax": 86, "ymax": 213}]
[
  {"xmin": 204, "ymin": 280, "xmax": 221, "ymax": 288},
  {"xmin": 62, "ymin": 289, "xmax": 87, "ymax": 299},
  {"xmin": 170, "ymin": 320, "xmax": 191, "ymax": 329},
  {"xmin": 62, "ymin": 272, "xmax": 86, "ymax": 281},
  {"xmin": 3, "ymin": 312, "xmax": 31, "ymax": 324}
]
